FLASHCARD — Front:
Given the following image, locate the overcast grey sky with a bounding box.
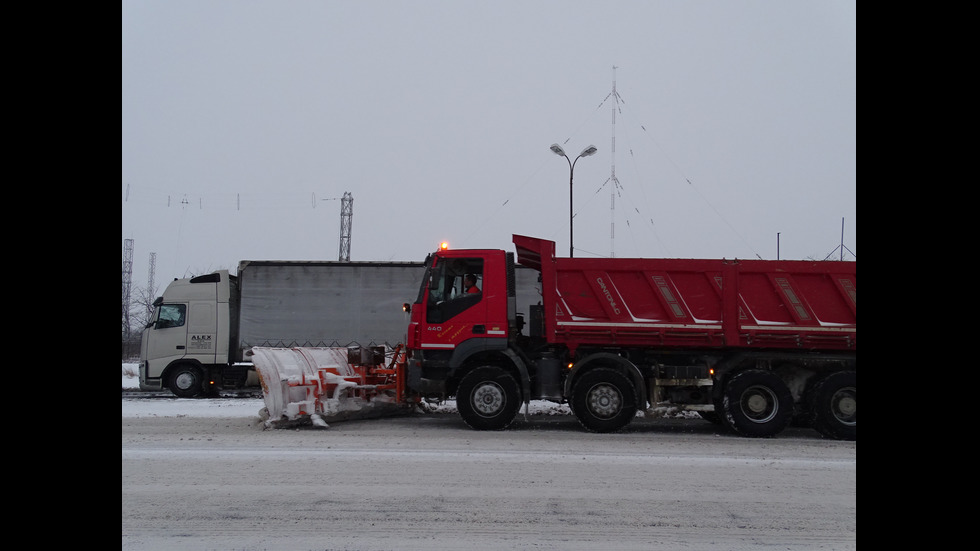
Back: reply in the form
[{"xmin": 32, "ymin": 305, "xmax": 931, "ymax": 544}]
[{"xmin": 122, "ymin": 0, "xmax": 856, "ymax": 295}]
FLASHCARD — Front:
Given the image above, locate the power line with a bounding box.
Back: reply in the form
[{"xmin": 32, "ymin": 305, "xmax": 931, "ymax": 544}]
[{"xmin": 123, "ymin": 184, "xmax": 339, "ymax": 212}]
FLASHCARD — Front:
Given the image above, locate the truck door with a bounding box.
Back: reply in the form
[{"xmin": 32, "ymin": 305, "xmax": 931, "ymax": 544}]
[
  {"xmin": 145, "ymin": 299, "xmax": 219, "ymax": 373},
  {"xmin": 184, "ymin": 300, "xmax": 218, "ymax": 363},
  {"xmin": 424, "ymin": 256, "xmax": 487, "ymax": 346},
  {"xmin": 144, "ymin": 302, "xmax": 189, "ymax": 377}
]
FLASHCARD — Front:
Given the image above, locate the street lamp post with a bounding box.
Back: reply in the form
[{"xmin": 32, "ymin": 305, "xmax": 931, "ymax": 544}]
[{"xmin": 550, "ymin": 143, "xmax": 597, "ymax": 258}]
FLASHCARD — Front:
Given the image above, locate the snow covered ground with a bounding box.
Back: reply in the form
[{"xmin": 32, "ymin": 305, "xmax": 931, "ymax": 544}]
[
  {"xmin": 122, "ymin": 363, "xmax": 855, "ymax": 550},
  {"xmin": 122, "ymin": 363, "xmax": 266, "ymax": 418}
]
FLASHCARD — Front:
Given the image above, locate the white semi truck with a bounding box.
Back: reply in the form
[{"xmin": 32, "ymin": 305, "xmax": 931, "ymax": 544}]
[{"xmin": 139, "ymin": 261, "xmax": 424, "ymax": 397}]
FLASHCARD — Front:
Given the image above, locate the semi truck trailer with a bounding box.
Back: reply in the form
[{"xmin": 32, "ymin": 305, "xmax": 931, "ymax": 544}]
[
  {"xmin": 403, "ymin": 235, "xmax": 856, "ymax": 439},
  {"xmin": 139, "ymin": 260, "xmax": 425, "ymax": 397}
]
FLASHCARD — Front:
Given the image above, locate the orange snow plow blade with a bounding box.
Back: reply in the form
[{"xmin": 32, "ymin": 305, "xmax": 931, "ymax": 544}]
[{"xmin": 251, "ymin": 345, "xmax": 416, "ymax": 428}]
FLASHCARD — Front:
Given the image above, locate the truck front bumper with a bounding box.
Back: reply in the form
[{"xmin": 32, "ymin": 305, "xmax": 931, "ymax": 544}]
[
  {"xmin": 407, "ymin": 356, "xmax": 448, "ymax": 395},
  {"xmin": 138, "ymin": 361, "xmax": 164, "ymax": 391}
]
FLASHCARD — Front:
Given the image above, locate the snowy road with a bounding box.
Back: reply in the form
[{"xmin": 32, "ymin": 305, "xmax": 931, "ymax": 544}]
[{"xmin": 121, "ymin": 397, "xmax": 856, "ymax": 550}]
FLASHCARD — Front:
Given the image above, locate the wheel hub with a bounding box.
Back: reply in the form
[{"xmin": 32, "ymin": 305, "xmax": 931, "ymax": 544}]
[
  {"xmin": 832, "ymin": 388, "xmax": 856, "ymax": 424},
  {"xmin": 174, "ymin": 372, "xmax": 196, "ymax": 390},
  {"xmin": 587, "ymin": 384, "xmax": 622, "ymax": 418},
  {"xmin": 745, "ymin": 394, "xmax": 768, "ymax": 414},
  {"xmin": 472, "ymin": 383, "xmax": 504, "ymax": 416},
  {"xmin": 739, "ymin": 385, "xmax": 777, "ymax": 423}
]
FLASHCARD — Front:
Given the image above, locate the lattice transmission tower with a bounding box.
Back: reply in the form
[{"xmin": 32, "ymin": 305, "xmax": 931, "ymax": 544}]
[
  {"xmin": 338, "ymin": 191, "xmax": 353, "ymax": 261},
  {"xmin": 122, "ymin": 239, "xmax": 134, "ymax": 338}
]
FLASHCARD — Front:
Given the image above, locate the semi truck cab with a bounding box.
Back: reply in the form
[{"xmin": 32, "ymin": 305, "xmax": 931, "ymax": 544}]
[{"xmin": 139, "ymin": 271, "xmax": 232, "ymax": 396}]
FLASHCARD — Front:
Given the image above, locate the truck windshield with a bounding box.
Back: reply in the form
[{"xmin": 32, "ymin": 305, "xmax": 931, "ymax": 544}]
[{"xmin": 414, "ymin": 253, "xmax": 434, "ymax": 305}]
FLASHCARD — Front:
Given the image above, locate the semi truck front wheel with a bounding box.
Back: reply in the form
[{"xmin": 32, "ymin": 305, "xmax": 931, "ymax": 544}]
[{"xmin": 167, "ymin": 364, "xmax": 203, "ymax": 398}]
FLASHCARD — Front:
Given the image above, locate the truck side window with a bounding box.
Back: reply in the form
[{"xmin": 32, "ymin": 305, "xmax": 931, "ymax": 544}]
[
  {"xmin": 156, "ymin": 304, "xmax": 186, "ymax": 329},
  {"xmin": 427, "ymin": 258, "xmax": 483, "ymax": 323}
]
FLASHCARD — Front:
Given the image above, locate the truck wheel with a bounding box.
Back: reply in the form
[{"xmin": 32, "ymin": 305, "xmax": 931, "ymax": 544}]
[
  {"xmin": 571, "ymin": 368, "xmax": 637, "ymax": 433},
  {"xmin": 167, "ymin": 364, "xmax": 203, "ymax": 398},
  {"xmin": 808, "ymin": 371, "xmax": 856, "ymax": 441},
  {"xmin": 720, "ymin": 370, "xmax": 792, "ymax": 437},
  {"xmin": 456, "ymin": 366, "xmax": 521, "ymax": 430}
]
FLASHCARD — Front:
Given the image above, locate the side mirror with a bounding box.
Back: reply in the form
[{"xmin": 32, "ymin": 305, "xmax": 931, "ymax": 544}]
[{"xmin": 402, "ymin": 303, "xmax": 411, "ymax": 313}]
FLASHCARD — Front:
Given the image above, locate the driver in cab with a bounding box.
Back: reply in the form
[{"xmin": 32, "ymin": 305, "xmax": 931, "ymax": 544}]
[{"xmin": 464, "ymin": 274, "xmax": 481, "ymax": 294}]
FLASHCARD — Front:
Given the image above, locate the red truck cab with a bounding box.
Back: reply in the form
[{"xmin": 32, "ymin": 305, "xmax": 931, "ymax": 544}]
[
  {"xmin": 406, "ymin": 244, "xmax": 520, "ymax": 399},
  {"xmin": 406, "ymin": 245, "xmax": 510, "ymax": 349}
]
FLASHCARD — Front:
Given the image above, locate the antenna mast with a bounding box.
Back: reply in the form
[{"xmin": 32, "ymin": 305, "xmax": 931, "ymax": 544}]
[
  {"xmin": 609, "ymin": 66, "xmax": 622, "ymax": 257},
  {"xmin": 822, "ymin": 218, "xmax": 856, "ymax": 261}
]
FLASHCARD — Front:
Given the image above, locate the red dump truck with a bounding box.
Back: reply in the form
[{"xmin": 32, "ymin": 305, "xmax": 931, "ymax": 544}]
[{"xmin": 402, "ymin": 234, "xmax": 856, "ymax": 439}]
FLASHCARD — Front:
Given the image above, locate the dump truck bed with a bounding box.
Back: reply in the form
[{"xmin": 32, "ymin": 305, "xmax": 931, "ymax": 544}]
[{"xmin": 513, "ymin": 234, "xmax": 855, "ymax": 352}]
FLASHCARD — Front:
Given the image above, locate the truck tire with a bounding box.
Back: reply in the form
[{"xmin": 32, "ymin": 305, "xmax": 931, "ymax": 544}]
[
  {"xmin": 808, "ymin": 371, "xmax": 856, "ymax": 441},
  {"xmin": 167, "ymin": 364, "xmax": 203, "ymax": 398},
  {"xmin": 720, "ymin": 369, "xmax": 792, "ymax": 437},
  {"xmin": 571, "ymin": 368, "xmax": 637, "ymax": 433},
  {"xmin": 456, "ymin": 366, "xmax": 521, "ymax": 431}
]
